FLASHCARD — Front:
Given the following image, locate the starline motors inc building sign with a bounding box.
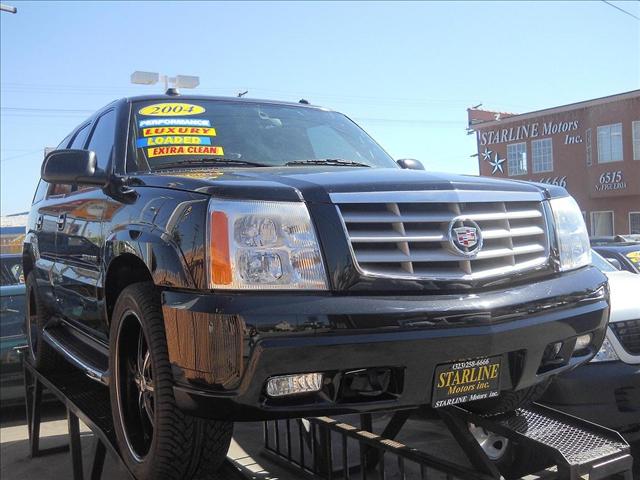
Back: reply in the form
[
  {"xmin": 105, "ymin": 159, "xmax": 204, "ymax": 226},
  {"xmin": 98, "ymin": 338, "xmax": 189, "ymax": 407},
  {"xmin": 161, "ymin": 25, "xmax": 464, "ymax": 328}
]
[{"xmin": 468, "ymin": 90, "xmax": 640, "ymax": 236}]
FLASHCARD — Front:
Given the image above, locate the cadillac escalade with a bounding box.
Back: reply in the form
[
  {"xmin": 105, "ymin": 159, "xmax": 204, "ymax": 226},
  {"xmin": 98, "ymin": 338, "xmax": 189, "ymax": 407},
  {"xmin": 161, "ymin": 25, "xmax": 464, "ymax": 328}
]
[{"xmin": 23, "ymin": 94, "xmax": 609, "ymax": 479}]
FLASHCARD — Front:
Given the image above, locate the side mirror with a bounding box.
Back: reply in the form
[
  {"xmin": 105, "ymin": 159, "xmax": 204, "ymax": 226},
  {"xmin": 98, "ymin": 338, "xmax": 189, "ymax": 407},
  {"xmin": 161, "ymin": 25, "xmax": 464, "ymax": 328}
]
[
  {"xmin": 396, "ymin": 158, "xmax": 425, "ymax": 170},
  {"xmin": 606, "ymin": 258, "xmax": 623, "ymax": 270},
  {"xmin": 41, "ymin": 149, "xmax": 108, "ymax": 187}
]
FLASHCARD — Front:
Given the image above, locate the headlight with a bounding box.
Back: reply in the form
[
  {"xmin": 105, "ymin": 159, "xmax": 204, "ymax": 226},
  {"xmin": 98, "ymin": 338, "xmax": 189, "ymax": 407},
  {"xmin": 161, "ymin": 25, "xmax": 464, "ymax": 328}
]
[
  {"xmin": 207, "ymin": 199, "xmax": 328, "ymax": 290},
  {"xmin": 590, "ymin": 335, "xmax": 619, "ymax": 362},
  {"xmin": 549, "ymin": 196, "xmax": 591, "ymax": 271}
]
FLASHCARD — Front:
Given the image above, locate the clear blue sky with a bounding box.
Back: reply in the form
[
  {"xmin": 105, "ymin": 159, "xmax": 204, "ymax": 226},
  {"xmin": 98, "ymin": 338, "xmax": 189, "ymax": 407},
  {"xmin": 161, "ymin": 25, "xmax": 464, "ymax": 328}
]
[{"xmin": 2, "ymin": 1, "xmax": 639, "ymax": 215}]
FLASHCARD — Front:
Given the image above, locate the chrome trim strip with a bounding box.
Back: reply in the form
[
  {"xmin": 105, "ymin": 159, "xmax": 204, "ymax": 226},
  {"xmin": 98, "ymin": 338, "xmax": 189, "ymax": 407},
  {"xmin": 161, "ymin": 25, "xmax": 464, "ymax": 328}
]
[
  {"xmin": 42, "ymin": 329, "xmax": 109, "ymax": 385},
  {"xmin": 607, "ymin": 325, "xmax": 640, "ymax": 364},
  {"xmin": 356, "ymin": 257, "xmax": 550, "ymax": 282},
  {"xmin": 330, "ymin": 190, "xmax": 545, "ymax": 204}
]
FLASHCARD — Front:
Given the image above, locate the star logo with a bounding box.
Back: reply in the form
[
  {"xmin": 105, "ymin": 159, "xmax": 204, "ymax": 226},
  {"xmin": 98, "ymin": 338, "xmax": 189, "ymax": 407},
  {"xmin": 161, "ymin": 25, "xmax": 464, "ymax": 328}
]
[
  {"xmin": 489, "ymin": 153, "xmax": 505, "ymax": 174},
  {"xmin": 481, "ymin": 148, "xmax": 493, "ymax": 161}
]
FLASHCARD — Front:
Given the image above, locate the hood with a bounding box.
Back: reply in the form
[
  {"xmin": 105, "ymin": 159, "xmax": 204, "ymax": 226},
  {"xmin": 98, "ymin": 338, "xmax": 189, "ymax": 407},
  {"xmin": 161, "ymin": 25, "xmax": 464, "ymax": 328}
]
[
  {"xmin": 603, "ymin": 270, "xmax": 640, "ymax": 323},
  {"xmin": 138, "ymin": 166, "xmax": 559, "ymax": 203}
]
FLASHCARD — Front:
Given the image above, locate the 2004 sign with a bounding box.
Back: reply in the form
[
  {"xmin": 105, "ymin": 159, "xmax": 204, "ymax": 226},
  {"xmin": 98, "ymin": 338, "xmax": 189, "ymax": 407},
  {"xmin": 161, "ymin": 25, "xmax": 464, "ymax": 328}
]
[{"xmin": 139, "ymin": 103, "xmax": 205, "ymax": 116}]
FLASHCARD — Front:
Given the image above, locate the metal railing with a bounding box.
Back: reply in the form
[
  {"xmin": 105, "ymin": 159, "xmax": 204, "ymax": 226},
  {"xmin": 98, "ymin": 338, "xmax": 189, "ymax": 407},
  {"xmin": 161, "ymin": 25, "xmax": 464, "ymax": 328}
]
[{"xmin": 263, "ymin": 414, "xmax": 496, "ymax": 480}]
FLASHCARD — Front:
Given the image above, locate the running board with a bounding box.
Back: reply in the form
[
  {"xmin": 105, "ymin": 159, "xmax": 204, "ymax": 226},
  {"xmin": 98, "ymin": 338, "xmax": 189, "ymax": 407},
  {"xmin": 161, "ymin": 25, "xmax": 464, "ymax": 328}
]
[
  {"xmin": 42, "ymin": 328, "xmax": 110, "ymax": 386},
  {"xmin": 438, "ymin": 402, "xmax": 632, "ymax": 480}
]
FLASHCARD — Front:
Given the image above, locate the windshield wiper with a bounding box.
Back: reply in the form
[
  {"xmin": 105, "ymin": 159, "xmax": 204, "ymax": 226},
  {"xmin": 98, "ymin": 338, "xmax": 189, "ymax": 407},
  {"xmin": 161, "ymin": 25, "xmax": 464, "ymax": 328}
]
[
  {"xmin": 154, "ymin": 158, "xmax": 269, "ymax": 170},
  {"xmin": 285, "ymin": 158, "xmax": 371, "ymax": 168}
]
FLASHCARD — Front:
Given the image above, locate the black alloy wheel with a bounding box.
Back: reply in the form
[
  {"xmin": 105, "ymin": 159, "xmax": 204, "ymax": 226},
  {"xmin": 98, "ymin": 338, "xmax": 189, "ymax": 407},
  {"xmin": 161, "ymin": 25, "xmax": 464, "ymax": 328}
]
[
  {"xmin": 110, "ymin": 282, "xmax": 233, "ymax": 480},
  {"xmin": 115, "ymin": 310, "xmax": 155, "ymax": 461}
]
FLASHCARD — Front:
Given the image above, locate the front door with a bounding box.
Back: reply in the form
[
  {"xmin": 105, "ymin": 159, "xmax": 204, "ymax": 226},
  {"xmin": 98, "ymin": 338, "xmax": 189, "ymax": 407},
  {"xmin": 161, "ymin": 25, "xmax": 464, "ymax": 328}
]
[
  {"xmin": 53, "ymin": 109, "xmax": 116, "ymax": 340},
  {"xmin": 32, "ymin": 183, "xmax": 67, "ymax": 314},
  {"xmin": 53, "ymin": 189, "xmax": 106, "ymax": 337}
]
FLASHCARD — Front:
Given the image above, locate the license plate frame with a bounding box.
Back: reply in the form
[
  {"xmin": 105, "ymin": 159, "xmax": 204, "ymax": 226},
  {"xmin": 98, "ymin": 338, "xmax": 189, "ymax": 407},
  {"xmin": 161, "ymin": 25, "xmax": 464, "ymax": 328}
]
[{"xmin": 432, "ymin": 355, "xmax": 502, "ymax": 408}]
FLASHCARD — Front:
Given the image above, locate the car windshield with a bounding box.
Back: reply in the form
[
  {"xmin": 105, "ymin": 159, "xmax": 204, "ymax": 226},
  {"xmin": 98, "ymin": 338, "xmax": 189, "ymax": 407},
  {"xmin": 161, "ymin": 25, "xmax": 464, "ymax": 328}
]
[
  {"xmin": 0, "ymin": 256, "xmax": 24, "ymax": 286},
  {"xmin": 0, "ymin": 290, "xmax": 26, "ymax": 338},
  {"xmin": 129, "ymin": 100, "xmax": 398, "ymax": 171},
  {"xmin": 591, "ymin": 250, "xmax": 618, "ymax": 272}
]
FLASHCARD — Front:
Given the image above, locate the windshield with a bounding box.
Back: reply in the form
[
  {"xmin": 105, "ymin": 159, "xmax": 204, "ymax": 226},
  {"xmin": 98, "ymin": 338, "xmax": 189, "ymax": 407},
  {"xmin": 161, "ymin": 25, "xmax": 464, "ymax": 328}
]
[
  {"xmin": 129, "ymin": 100, "xmax": 397, "ymax": 171},
  {"xmin": 0, "ymin": 256, "xmax": 24, "ymax": 286},
  {"xmin": 591, "ymin": 250, "xmax": 618, "ymax": 273}
]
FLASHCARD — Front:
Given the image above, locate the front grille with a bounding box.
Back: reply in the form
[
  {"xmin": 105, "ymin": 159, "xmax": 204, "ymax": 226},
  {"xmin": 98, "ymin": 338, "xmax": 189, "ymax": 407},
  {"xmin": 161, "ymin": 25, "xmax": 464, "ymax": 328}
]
[
  {"xmin": 610, "ymin": 319, "xmax": 640, "ymax": 355},
  {"xmin": 332, "ymin": 190, "xmax": 550, "ymax": 281}
]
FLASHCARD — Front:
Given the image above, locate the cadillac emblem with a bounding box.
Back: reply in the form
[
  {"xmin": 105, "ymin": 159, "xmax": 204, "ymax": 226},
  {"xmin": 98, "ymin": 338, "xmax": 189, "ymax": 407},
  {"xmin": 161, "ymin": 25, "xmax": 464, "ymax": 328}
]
[{"xmin": 448, "ymin": 217, "xmax": 483, "ymax": 257}]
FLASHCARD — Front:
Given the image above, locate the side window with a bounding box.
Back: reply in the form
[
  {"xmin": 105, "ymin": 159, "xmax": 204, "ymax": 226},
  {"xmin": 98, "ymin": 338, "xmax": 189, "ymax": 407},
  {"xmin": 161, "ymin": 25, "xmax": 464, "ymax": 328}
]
[
  {"xmin": 57, "ymin": 133, "xmax": 73, "ymax": 149},
  {"xmin": 70, "ymin": 123, "xmax": 91, "ymax": 149},
  {"xmin": 32, "ymin": 180, "xmax": 50, "ymax": 204},
  {"xmin": 87, "ymin": 110, "xmax": 116, "ymax": 170},
  {"xmin": 33, "ymin": 132, "xmax": 75, "ymax": 203}
]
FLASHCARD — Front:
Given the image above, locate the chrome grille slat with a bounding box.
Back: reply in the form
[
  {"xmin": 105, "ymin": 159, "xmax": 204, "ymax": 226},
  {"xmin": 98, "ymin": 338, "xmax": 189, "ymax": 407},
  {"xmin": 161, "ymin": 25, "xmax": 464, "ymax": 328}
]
[
  {"xmin": 482, "ymin": 226, "xmax": 545, "ymax": 239},
  {"xmin": 355, "ymin": 244, "xmax": 545, "ymax": 263},
  {"xmin": 340, "ymin": 211, "xmax": 453, "ymax": 223},
  {"xmin": 340, "ymin": 209, "xmax": 542, "ymax": 224},
  {"xmin": 333, "ymin": 191, "xmax": 550, "ymax": 281},
  {"xmin": 350, "ymin": 231, "xmax": 445, "ymax": 243}
]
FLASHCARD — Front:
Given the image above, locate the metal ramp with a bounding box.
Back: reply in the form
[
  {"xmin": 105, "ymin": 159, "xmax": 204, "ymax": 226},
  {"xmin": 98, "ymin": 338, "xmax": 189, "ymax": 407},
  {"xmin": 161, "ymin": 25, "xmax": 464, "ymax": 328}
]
[
  {"xmin": 21, "ymin": 359, "xmax": 249, "ymax": 480},
  {"xmin": 440, "ymin": 404, "xmax": 633, "ymax": 479},
  {"xmin": 264, "ymin": 404, "xmax": 633, "ymax": 480}
]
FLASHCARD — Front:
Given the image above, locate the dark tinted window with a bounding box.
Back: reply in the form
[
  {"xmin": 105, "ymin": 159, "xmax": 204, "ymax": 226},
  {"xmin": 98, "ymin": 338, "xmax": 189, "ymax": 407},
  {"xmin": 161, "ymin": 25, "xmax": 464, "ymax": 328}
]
[
  {"xmin": 87, "ymin": 110, "xmax": 116, "ymax": 170},
  {"xmin": 70, "ymin": 123, "xmax": 91, "ymax": 149}
]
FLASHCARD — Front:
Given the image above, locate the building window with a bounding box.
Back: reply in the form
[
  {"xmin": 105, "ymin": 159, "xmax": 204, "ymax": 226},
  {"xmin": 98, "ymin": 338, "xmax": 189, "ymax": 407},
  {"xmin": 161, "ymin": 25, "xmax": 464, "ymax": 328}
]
[
  {"xmin": 507, "ymin": 142, "xmax": 527, "ymax": 176},
  {"xmin": 633, "ymin": 121, "xmax": 640, "ymax": 160},
  {"xmin": 586, "ymin": 128, "xmax": 592, "ymax": 166},
  {"xmin": 532, "ymin": 138, "xmax": 553, "ymax": 173},
  {"xmin": 590, "ymin": 211, "xmax": 614, "ymax": 236},
  {"xmin": 597, "ymin": 123, "xmax": 623, "ymax": 163},
  {"xmin": 630, "ymin": 212, "xmax": 640, "ymax": 234}
]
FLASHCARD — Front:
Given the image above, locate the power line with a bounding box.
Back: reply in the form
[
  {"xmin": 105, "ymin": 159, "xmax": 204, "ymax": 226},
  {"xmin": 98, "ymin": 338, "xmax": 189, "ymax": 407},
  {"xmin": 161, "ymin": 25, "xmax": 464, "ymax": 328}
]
[
  {"xmin": 601, "ymin": 0, "xmax": 640, "ymax": 20},
  {"xmin": 0, "ymin": 82, "xmax": 495, "ymax": 108},
  {"xmin": 0, "ymin": 149, "xmax": 43, "ymax": 162},
  {"xmin": 355, "ymin": 117, "xmax": 463, "ymax": 126},
  {"xmin": 1, "ymin": 107, "xmax": 94, "ymax": 113}
]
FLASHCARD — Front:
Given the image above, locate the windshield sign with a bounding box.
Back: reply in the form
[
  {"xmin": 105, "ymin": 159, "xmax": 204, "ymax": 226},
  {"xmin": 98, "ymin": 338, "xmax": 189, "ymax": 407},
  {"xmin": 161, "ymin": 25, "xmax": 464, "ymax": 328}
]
[{"xmin": 130, "ymin": 100, "xmax": 396, "ymax": 171}]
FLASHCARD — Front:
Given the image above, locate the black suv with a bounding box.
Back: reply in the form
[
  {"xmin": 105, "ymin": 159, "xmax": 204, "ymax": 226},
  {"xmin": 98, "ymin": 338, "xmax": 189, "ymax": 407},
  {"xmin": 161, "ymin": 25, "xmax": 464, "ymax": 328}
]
[{"xmin": 23, "ymin": 94, "xmax": 609, "ymax": 479}]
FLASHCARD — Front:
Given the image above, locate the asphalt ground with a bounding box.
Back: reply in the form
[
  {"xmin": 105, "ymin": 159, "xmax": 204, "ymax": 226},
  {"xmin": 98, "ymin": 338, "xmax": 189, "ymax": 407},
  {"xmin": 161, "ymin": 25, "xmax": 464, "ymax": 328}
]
[{"xmin": 1, "ymin": 402, "xmax": 637, "ymax": 480}]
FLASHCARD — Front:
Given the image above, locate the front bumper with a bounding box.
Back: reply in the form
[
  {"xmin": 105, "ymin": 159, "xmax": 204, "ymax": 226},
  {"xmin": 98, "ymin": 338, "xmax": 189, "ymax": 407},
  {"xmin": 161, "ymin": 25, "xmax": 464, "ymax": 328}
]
[
  {"xmin": 162, "ymin": 266, "xmax": 609, "ymax": 420},
  {"xmin": 541, "ymin": 360, "xmax": 640, "ymax": 434}
]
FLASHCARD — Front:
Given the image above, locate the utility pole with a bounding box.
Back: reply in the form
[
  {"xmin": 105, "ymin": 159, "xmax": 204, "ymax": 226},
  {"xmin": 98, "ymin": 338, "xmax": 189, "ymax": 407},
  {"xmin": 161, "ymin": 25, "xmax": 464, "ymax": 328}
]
[{"xmin": 0, "ymin": 3, "xmax": 17, "ymax": 13}]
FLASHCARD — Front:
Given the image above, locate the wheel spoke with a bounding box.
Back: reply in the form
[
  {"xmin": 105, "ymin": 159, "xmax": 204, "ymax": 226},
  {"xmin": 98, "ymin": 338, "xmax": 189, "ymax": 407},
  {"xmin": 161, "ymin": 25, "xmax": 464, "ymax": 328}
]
[
  {"xmin": 138, "ymin": 390, "xmax": 145, "ymax": 418},
  {"xmin": 138, "ymin": 391, "xmax": 153, "ymax": 439},
  {"xmin": 136, "ymin": 332, "xmax": 145, "ymax": 376}
]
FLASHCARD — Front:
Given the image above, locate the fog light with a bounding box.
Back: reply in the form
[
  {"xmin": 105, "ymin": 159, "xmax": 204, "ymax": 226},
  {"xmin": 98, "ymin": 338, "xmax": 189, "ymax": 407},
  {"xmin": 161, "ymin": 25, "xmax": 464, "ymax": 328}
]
[
  {"xmin": 266, "ymin": 373, "xmax": 323, "ymax": 397},
  {"xmin": 574, "ymin": 333, "xmax": 592, "ymax": 352},
  {"xmin": 543, "ymin": 341, "xmax": 563, "ymax": 360}
]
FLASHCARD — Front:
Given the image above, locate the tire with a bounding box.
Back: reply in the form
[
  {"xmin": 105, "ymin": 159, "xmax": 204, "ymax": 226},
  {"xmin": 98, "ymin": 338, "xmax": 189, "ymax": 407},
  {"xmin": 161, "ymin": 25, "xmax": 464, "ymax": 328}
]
[
  {"xmin": 25, "ymin": 272, "xmax": 64, "ymax": 371},
  {"xmin": 466, "ymin": 379, "xmax": 552, "ymax": 416},
  {"xmin": 109, "ymin": 282, "xmax": 233, "ymax": 480}
]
